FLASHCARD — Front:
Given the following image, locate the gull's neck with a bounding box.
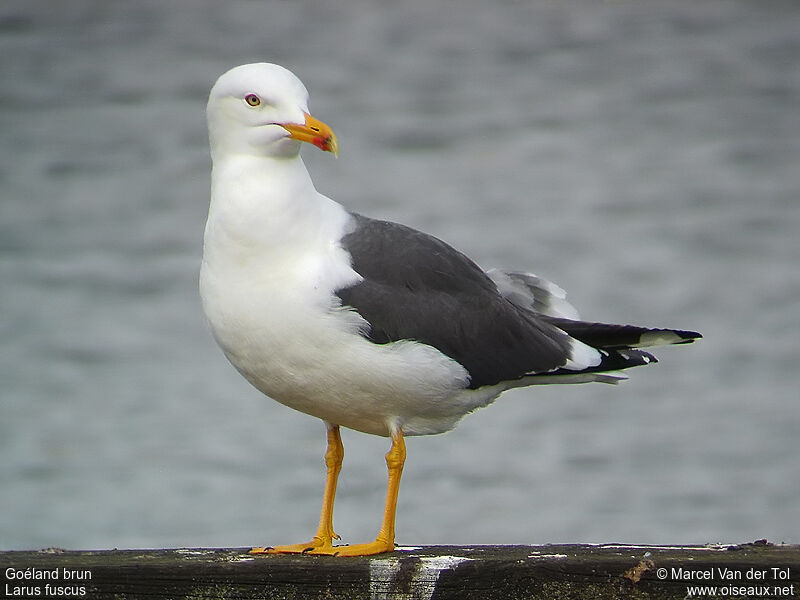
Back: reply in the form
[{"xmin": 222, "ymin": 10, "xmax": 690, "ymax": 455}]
[
  {"xmin": 204, "ymin": 153, "xmax": 350, "ymax": 266},
  {"xmin": 209, "ymin": 154, "xmax": 316, "ymax": 224}
]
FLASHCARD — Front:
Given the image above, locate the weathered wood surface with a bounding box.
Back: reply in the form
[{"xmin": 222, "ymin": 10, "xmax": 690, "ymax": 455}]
[{"xmin": 2, "ymin": 542, "xmax": 798, "ymax": 599}]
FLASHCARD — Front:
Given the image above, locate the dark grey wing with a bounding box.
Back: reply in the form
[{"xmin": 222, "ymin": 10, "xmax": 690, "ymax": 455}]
[{"xmin": 335, "ymin": 214, "xmax": 575, "ymax": 389}]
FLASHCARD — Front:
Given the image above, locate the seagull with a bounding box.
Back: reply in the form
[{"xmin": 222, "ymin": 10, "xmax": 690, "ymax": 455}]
[{"xmin": 200, "ymin": 63, "xmax": 701, "ymax": 557}]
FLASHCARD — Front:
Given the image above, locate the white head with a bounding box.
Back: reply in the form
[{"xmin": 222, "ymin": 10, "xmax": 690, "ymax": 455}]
[{"xmin": 207, "ymin": 63, "xmax": 338, "ymax": 161}]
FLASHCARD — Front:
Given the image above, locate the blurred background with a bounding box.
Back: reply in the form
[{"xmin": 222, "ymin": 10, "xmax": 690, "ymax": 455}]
[{"xmin": 1, "ymin": 0, "xmax": 798, "ymax": 551}]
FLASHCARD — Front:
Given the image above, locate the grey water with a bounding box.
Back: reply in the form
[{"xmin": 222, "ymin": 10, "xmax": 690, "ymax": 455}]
[{"xmin": 1, "ymin": 0, "xmax": 798, "ymax": 551}]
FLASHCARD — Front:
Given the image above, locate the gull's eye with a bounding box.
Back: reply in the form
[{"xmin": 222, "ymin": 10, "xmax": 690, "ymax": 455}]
[{"xmin": 244, "ymin": 94, "xmax": 261, "ymax": 107}]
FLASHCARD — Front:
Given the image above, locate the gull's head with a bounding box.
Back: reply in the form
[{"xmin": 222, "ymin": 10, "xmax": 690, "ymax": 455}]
[{"xmin": 207, "ymin": 63, "xmax": 338, "ymax": 160}]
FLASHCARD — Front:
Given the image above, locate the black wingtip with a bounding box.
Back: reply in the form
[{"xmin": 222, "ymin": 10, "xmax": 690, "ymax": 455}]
[{"xmin": 675, "ymin": 329, "xmax": 703, "ymax": 344}]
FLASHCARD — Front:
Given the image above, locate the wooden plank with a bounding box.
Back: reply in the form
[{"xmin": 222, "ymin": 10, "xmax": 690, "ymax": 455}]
[{"xmin": 2, "ymin": 542, "xmax": 798, "ymax": 599}]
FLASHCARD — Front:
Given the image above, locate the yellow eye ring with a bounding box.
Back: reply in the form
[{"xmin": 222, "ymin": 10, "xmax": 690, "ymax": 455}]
[{"xmin": 244, "ymin": 94, "xmax": 261, "ymax": 107}]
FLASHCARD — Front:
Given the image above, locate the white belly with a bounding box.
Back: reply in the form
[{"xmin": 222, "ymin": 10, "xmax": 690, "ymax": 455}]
[{"xmin": 199, "ymin": 242, "xmax": 494, "ymax": 436}]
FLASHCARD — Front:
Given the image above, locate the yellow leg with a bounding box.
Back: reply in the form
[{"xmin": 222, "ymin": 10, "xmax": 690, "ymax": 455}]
[
  {"xmin": 332, "ymin": 427, "xmax": 405, "ymax": 557},
  {"xmin": 250, "ymin": 423, "xmax": 344, "ymax": 554}
]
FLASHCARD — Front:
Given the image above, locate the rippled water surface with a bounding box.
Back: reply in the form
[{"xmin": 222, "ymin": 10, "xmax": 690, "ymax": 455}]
[{"xmin": 1, "ymin": 0, "xmax": 798, "ymax": 550}]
